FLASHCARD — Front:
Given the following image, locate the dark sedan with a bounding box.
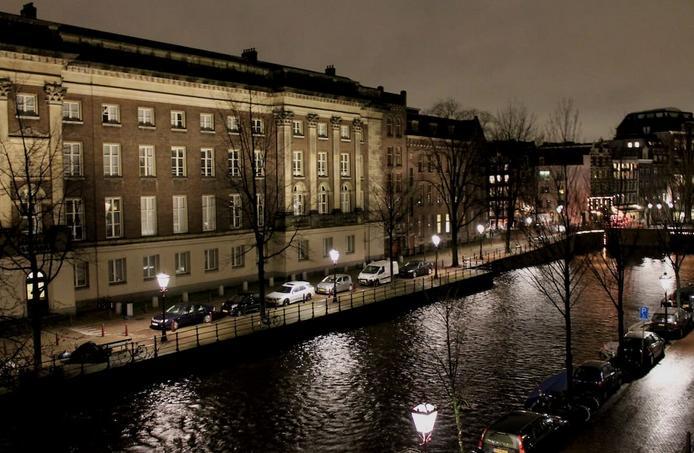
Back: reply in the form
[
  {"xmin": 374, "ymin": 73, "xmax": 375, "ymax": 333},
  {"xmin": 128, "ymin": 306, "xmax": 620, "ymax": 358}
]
[
  {"xmin": 622, "ymin": 330, "xmax": 665, "ymax": 370},
  {"xmin": 150, "ymin": 303, "xmax": 215, "ymax": 331},
  {"xmin": 573, "ymin": 360, "xmax": 622, "ymax": 401},
  {"xmin": 221, "ymin": 293, "xmax": 261, "ymax": 316},
  {"xmin": 476, "ymin": 410, "xmax": 568, "ymax": 452},
  {"xmin": 650, "ymin": 308, "xmax": 691, "ymax": 338},
  {"xmin": 398, "ymin": 260, "xmax": 433, "ymax": 278}
]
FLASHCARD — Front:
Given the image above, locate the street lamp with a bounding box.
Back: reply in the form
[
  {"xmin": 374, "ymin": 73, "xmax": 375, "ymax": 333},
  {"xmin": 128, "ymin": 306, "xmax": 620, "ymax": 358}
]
[
  {"xmin": 476, "ymin": 224, "xmax": 485, "ymax": 258},
  {"xmin": 156, "ymin": 272, "xmax": 170, "ymax": 342},
  {"xmin": 411, "ymin": 403, "xmax": 437, "ymax": 451},
  {"xmin": 431, "ymin": 234, "xmax": 440, "ymax": 279},
  {"xmin": 329, "ymin": 249, "xmax": 339, "ymax": 301},
  {"xmin": 660, "ymin": 271, "xmax": 671, "ymax": 327}
]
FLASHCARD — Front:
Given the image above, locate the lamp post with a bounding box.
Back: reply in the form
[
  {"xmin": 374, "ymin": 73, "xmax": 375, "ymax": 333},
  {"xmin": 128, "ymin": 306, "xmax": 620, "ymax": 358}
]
[
  {"xmin": 329, "ymin": 249, "xmax": 339, "ymax": 302},
  {"xmin": 476, "ymin": 224, "xmax": 485, "ymax": 258},
  {"xmin": 411, "ymin": 403, "xmax": 437, "ymax": 451},
  {"xmin": 647, "ymin": 203, "xmax": 653, "ymax": 227},
  {"xmin": 660, "ymin": 271, "xmax": 671, "ymax": 330},
  {"xmin": 156, "ymin": 272, "xmax": 170, "ymax": 342},
  {"xmin": 431, "ymin": 234, "xmax": 440, "ymax": 279}
]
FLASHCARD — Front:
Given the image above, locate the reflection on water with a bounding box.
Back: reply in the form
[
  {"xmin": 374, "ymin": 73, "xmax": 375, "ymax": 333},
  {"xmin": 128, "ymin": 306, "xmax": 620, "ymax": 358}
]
[{"xmin": 1, "ymin": 256, "xmax": 689, "ymax": 452}]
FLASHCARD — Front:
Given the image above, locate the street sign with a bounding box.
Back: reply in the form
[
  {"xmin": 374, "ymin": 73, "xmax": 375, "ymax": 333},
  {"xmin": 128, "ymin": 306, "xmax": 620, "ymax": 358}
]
[{"xmin": 639, "ymin": 306, "xmax": 649, "ymax": 321}]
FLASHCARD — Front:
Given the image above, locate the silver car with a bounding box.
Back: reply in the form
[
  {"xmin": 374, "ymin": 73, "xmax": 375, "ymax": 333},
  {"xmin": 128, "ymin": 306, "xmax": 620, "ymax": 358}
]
[{"xmin": 316, "ymin": 274, "xmax": 353, "ymax": 295}]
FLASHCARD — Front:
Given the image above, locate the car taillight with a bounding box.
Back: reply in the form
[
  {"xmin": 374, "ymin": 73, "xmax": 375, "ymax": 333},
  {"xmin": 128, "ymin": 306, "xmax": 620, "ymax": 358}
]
[
  {"xmin": 518, "ymin": 435, "xmax": 526, "ymax": 453},
  {"xmin": 478, "ymin": 428, "xmax": 487, "ymax": 449}
]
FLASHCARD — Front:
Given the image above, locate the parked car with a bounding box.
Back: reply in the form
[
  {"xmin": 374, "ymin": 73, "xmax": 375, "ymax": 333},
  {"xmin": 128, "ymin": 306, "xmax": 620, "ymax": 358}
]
[
  {"xmin": 316, "ymin": 274, "xmax": 353, "ymax": 295},
  {"xmin": 476, "ymin": 410, "xmax": 568, "ymax": 453},
  {"xmin": 398, "ymin": 260, "xmax": 433, "ymax": 278},
  {"xmin": 266, "ymin": 281, "xmax": 314, "ymax": 306},
  {"xmin": 650, "ymin": 308, "xmax": 692, "ymax": 338},
  {"xmin": 150, "ymin": 303, "xmax": 215, "ymax": 331},
  {"xmin": 622, "ymin": 330, "xmax": 665, "ymax": 370},
  {"xmin": 669, "ymin": 284, "xmax": 694, "ymax": 312},
  {"xmin": 573, "ymin": 360, "xmax": 622, "ymax": 401},
  {"xmin": 221, "ymin": 293, "xmax": 260, "ymax": 316},
  {"xmin": 358, "ymin": 260, "xmax": 399, "ymax": 286}
]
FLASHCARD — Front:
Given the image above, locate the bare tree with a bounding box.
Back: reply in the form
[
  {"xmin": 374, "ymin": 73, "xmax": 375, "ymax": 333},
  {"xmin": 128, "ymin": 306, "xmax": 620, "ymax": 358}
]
[
  {"xmin": 490, "ymin": 100, "xmax": 540, "ymax": 142},
  {"xmin": 428, "ymin": 98, "xmax": 494, "ymax": 137},
  {"xmin": 545, "ymin": 97, "xmax": 582, "ymax": 143}
]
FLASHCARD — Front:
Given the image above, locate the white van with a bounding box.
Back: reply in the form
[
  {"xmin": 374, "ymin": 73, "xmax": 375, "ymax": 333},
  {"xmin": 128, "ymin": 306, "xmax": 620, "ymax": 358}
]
[{"xmin": 358, "ymin": 260, "xmax": 399, "ymax": 286}]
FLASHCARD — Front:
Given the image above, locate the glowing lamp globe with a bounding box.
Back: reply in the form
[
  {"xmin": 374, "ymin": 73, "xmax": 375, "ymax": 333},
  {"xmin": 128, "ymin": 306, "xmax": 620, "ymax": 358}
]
[
  {"xmin": 156, "ymin": 272, "xmax": 170, "ymax": 291},
  {"xmin": 411, "ymin": 403, "xmax": 437, "ymax": 443},
  {"xmin": 431, "ymin": 234, "xmax": 441, "ymax": 248},
  {"xmin": 659, "ymin": 272, "xmax": 671, "ymax": 292},
  {"xmin": 476, "ymin": 224, "xmax": 484, "ymax": 235},
  {"xmin": 329, "ymin": 249, "xmax": 340, "ymax": 264}
]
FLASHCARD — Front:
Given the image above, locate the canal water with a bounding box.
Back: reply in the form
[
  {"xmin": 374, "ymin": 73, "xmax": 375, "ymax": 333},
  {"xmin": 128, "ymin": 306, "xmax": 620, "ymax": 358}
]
[{"xmin": 1, "ymin": 256, "xmax": 689, "ymax": 452}]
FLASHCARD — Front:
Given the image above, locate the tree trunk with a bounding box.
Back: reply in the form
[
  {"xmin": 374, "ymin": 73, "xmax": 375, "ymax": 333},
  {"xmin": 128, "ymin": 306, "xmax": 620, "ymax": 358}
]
[
  {"xmin": 617, "ymin": 269, "xmax": 626, "ymax": 359},
  {"xmin": 388, "ymin": 232, "xmax": 394, "ymax": 286},
  {"xmin": 450, "ymin": 218, "xmax": 460, "ymax": 267},
  {"xmin": 31, "ymin": 293, "xmax": 42, "ymax": 372},
  {"xmin": 564, "ymin": 258, "xmax": 573, "ymax": 393},
  {"xmin": 452, "ymin": 397, "xmax": 464, "ymax": 453},
  {"xmin": 258, "ymin": 239, "xmax": 267, "ymax": 319}
]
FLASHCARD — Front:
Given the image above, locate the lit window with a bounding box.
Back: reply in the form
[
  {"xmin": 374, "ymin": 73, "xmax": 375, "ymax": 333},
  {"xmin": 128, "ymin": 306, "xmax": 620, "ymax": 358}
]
[
  {"xmin": 200, "ymin": 113, "xmax": 214, "ymax": 131},
  {"xmin": 105, "ymin": 197, "xmax": 122, "ymax": 238},
  {"xmin": 139, "ymin": 145, "xmax": 156, "ymax": 177},
  {"xmin": 65, "ymin": 198, "xmax": 84, "ymax": 241},
  {"xmin": 340, "ymin": 124, "xmax": 350, "ymax": 140},
  {"xmin": 201, "ymin": 148, "xmax": 214, "ymax": 177},
  {"xmin": 340, "ymin": 183, "xmax": 351, "ymax": 213},
  {"xmin": 103, "ymin": 144, "xmax": 121, "ymax": 176},
  {"xmin": 173, "ymin": 195, "xmax": 188, "ymax": 233},
  {"xmin": 318, "ymin": 152, "xmax": 328, "ymax": 176},
  {"xmin": 63, "ymin": 142, "xmax": 83, "ymax": 177},
  {"xmin": 318, "ymin": 185, "xmax": 329, "ymax": 214},
  {"xmin": 140, "ymin": 196, "xmax": 157, "ymax": 236},
  {"xmin": 317, "ymin": 123, "xmax": 328, "ymax": 138},
  {"xmin": 170, "ymin": 110, "xmax": 186, "ymax": 129},
  {"xmin": 16, "ymin": 93, "xmax": 37, "ymax": 116},
  {"xmin": 293, "ymin": 150, "xmax": 304, "ymax": 176},
  {"xmin": 202, "ymin": 195, "xmax": 216, "ymax": 231},
  {"xmin": 340, "ymin": 153, "xmax": 350, "ymax": 176},
  {"xmin": 292, "ymin": 120, "xmax": 304, "ymax": 136},
  {"xmin": 138, "ymin": 107, "xmax": 155, "ymax": 126},
  {"xmin": 142, "ymin": 255, "xmax": 159, "ymax": 279},
  {"xmin": 62, "ymin": 101, "xmax": 81, "ymax": 121},
  {"xmin": 175, "ymin": 251, "xmax": 190, "ymax": 275},
  {"xmin": 293, "ymin": 185, "xmax": 305, "ymax": 216},
  {"xmin": 171, "ymin": 146, "xmax": 187, "ymax": 176},
  {"xmin": 226, "ymin": 115, "xmax": 239, "ymax": 133}
]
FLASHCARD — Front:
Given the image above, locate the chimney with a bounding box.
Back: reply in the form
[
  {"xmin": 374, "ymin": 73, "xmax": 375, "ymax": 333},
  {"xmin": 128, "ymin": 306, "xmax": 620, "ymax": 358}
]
[
  {"xmin": 325, "ymin": 65, "xmax": 336, "ymax": 76},
  {"xmin": 241, "ymin": 48, "xmax": 258, "ymax": 62},
  {"xmin": 21, "ymin": 2, "xmax": 37, "ymax": 19}
]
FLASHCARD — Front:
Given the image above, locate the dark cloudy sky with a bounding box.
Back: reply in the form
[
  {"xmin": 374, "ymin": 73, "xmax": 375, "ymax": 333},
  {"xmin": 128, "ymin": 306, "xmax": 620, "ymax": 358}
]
[{"xmin": 2, "ymin": 0, "xmax": 694, "ymax": 140}]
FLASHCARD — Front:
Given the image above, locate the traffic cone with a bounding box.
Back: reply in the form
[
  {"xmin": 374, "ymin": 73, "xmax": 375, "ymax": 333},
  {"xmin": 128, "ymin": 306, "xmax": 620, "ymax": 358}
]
[{"xmin": 101, "ymin": 324, "xmax": 105, "ymax": 337}]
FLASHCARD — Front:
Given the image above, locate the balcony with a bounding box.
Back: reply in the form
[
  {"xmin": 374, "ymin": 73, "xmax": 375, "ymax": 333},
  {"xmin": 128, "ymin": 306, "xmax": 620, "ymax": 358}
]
[{"xmin": 283, "ymin": 211, "xmax": 363, "ymax": 230}]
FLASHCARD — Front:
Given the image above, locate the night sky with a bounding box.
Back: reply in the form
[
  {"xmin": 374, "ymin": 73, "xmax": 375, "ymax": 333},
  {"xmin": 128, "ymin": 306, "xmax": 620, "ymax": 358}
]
[{"xmin": 1, "ymin": 0, "xmax": 693, "ymax": 141}]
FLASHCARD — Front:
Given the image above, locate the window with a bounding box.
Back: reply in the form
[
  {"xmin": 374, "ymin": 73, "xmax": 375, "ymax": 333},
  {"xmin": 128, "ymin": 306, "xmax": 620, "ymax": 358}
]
[
  {"xmin": 140, "ymin": 196, "xmax": 157, "ymax": 236},
  {"xmin": 103, "ymin": 143, "xmax": 121, "ymax": 176},
  {"xmin": 386, "ymin": 147, "xmax": 394, "ymax": 167},
  {"xmin": 231, "ymin": 245, "xmax": 245, "ymax": 268},
  {"xmin": 256, "ymin": 194, "xmax": 264, "ymax": 227},
  {"xmin": 139, "ymin": 145, "xmax": 156, "ymax": 177},
  {"xmin": 436, "ymin": 214, "xmax": 442, "ymax": 234},
  {"xmin": 293, "ymin": 185, "xmax": 305, "ymax": 216},
  {"xmin": 340, "ymin": 153, "xmax": 350, "ymax": 176},
  {"xmin": 292, "ymin": 120, "xmax": 304, "ymax": 136},
  {"xmin": 175, "ymin": 251, "xmax": 190, "ymax": 275},
  {"xmin": 201, "ymin": 148, "xmax": 214, "ymax": 176},
  {"xmin": 318, "ymin": 152, "xmax": 328, "ymax": 176},
  {"xmin": 200, "ymin": 113, "xmax": 214, "ymax": 131},
  {"xmin": 16, "ymin": 93, "xmax": 37, "ymax": 116},
  {"xmin": 445, "ymin": 214, "xmax": 450, "ymax": 233},
  {"xmin": 171, "ymin": 146, "xmax": 187, "ymax": 176},
  {"xmin": 386, "ymin": 117, "xmax": 393, "ymax": 137},
  {"xmin": 142, "ymin": 255, "xmax": 159, "ymax": 280},
  {"xmin": 252, "ymin": 118, "xmax": 264, "ymax": 135},
  {"xmin": 63, "ymin": 142, "xmax": 82, "ymax": 177},
  {"xmin": 62, "ymin": 101, "xmax": 81, "ymax": 121},
  {"xmin": 395, "ymin": 147, "xmax": 402, "ymax": 166},
  {"xmin": 138, "ymin": 107, "xmax": 155, "ymax": 126},
  {"xmin": 227, "ymin": 149, "xmax": 240, "ymax": 176},
  {"xmin": 204, "ymin": 248, "xmax": 219, "ymax": 272},
  {"xmin": 171, "ymin": 110, "xmax": 186, "ymax": 129},
  {"xmin": 318, "ymin": 185, "xmax": 329, "ymax": 214},
  {"xmin": 74, "ymin": 261, "xmax": 88, "ymax": 288},
  {"xmin": 340, "ymin": 183, "xmax": 351, "ymax": 213},
  {"xmin": 108, "ymin": 258, "xmax": 126, "ymax": 284},
  {"xmin": 317, "ymin": 122, "xmax": 328, "ymax": 138},
  {"xmin": 105, "ymin": 197, "xmax": 122, "ymax": 238},
  {"xmin": 298, "ymin": 239, "xmax": 309, "ymax": 261},
  {"xmin": 102, "ymin": 104, "xmax": 120, "ymax": 124},
  {"xmin": 254, "ymin": 150, "xmax": 265, "ymax": 177},
  {"xmin": 395, "ymin": 118, "xmax": 402, "ymax": 137},
  {"xmin": 229, "ymin": 194, "xmax": 242, "ymax": 228},
  {"xmin": 65, "ymin": 198, "xmax": 84, "ymax": 241},
  {"xmin": 340, "ymin": 124, "xmax": 350, "ymax": 140},
  {"xmin": 173, "ymin": 195, "xmax": 188, "ymax": 233},
  {"xmin": 323, "ymin": 237, "xmax": 333, "ymax": 257},
  {"xmin": 202, "ymin": 195, "xmax": 216, "ymax": 231},
  {"xmin": 292, "ymin": 150, "xmax": 304, "ymax": 176},
  {"xmin": 346, "ymin": 235, "xmax": 355, "ymax": 254},
  {"xmin": 226, "ymin": 115, "xmax": 239, "ymax": 133}
]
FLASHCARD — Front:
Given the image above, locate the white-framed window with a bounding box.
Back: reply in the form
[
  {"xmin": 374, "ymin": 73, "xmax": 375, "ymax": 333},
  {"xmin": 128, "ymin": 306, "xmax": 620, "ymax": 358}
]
[
  {"xmin": 292, "ymin": 120, "xmax": 304, "ymax": 136},
  {"xmin": 252, "ymin": 118, "xmax": 264, "ymax": 135},
  {"xmin": 20, "ymin": 212, "xmax": 42, "ymax": 236},
  {"xmin": 395, "ymin": 118, "xmax": 403, "ymax": 137},
  {"xmin": 171, "ymin": 110, "xmax": 186, "ymax": 129},
  {"xmin": 231, "ymin": 245, "xmax": 245, "ymax": 268},
  {"xmin": 202, "ymin": 195, "xmax": 216, "ymax": 231},
  {"xmin": 317, "ymin": 152, "xmax": 328, "ymax": 176},
  {"xmin": 142, "ymin": 255, "xmax": 159, "ymax": 280},
  {"xmin": 171, "ymin": 146, "xmax": 187, "ymax": 176},
  {"xmin": 227, "ymin": 149, "xmax": 240, "ymax": 176},
  {"xmin": 62, "ymin": 100, "xmax": 81, "ymax": 121},
  {"xmin": 173, "ymin": 195, "xmax": 188, "ymax": 234},
  {"xmin": 103, "ymin": 143, "xmax": 121, "ymax": 176},
  {"xmin": 175, "ymin": 251, "xmax": 190, "ymax": 275},
  {"xmin": 317, "ymin": 122, "xmax": 328, "ymax": 138},
  {"xmin": 254, "ymin": 149, "xmax": 265, "ymax": 177},
  {"xmin": 323, "ymin": 237, "xmax": 333, "ymax": 257},
  {"xmin": 139, "ymin": 145, "xmax": 156, "ymax": 177},
  {"xmin": 395, "ymin": 146, "xmax": 402, "ymax": 166},
  {"xmin": 63, "ymin": 142, "xmax": 82, "ymax": 177},
  {"xmin": 445, "ymin": 214, "xmax": 450, "ymax": 233},
  {"xmin": 65, "ymin": 198, "xmax": 84, "ymax": 241},
  {"xmin": 16, "ymin": 93, "xmax": 37, "ymax": 116},
  {"xmin": 201, "ymin": 148, "xmax": 214, "ymax": 176},
  {"xmin": 340, "ymin": 124, "xmax": 350, "ymax": 140},
  {"xmin": 74, "ymin": 261, "xmax": 88, "ymax": 288},
  {"xmin": 298, "ymin": 239, "xmax": 309, "ymax": 261},
  {"xmin": 108, "ymin": 258, "xmax": 126, "ymax": 284},
  {"xmin": 436, "ymin": 214, "xmax": 442, "ymax": 234},
  {"xmin": 140, "ymin": 196, "xmax": 157, "ymax": 236},
  {"xmin": 346, "ymin": 234, "xmax": 355, "ymax": 254},
  {"xmin": 386, "ymin": 117, "xmax": 394, "ymax": 137},
  {"xmin": 256, "ymin": 194, "xmax": 264, "ymax": 227},
  {"xmin": 340, "ymin": 183, "xmax": 351, "ymax": 213},
  {"xmin": 226, "ymin": 115, "xmax": 239, "ymax": 133},
  {"xmin": 292, "ymin": 150, "xmax": 304, "ymax": 176},
  {"xmin": 204, "ymin": 248, "xmax": 219, "ymax": 272},
  {"xmin": 340, "ymin": 153, "xmax": 350, "ymax": 177},
  {"xmin": 386, "ymin": 147, "xmax": 394, "ymax": 167},
  {"xmin": 105, "ymin": 197, "xmax": 122, "ymax": 238},
  {"xmin": 200, "ymin": 113, "xmax": 214, "ymax": 131},
  {"xmin": 137, "ymin": 107, "xmax": 155, "ymax": 126},
  {"xmin": 102, "ymin": 104, "xmax": 120, "ymax": 124},
  {"xmin": 229, "ymin": 194, "xmax": 242, "ymax": 229},
  {"xmin": 318, "ymin": 184, "xmax": 329, "ymax": 214},
  {"xmin": 292, "ymin": 185, "xmax": 305, "ymax": 216}
]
